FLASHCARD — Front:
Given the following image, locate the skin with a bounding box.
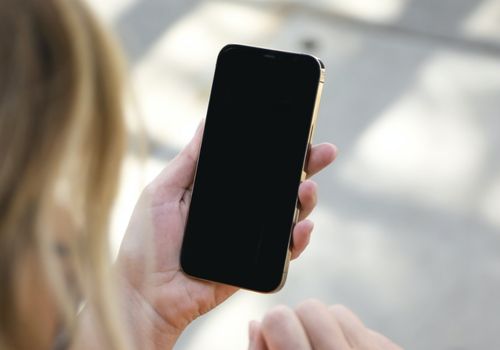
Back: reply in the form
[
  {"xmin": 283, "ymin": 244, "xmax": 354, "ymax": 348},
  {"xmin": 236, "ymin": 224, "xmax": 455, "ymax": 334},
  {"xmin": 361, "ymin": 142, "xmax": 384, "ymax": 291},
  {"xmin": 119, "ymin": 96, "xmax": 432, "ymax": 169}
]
[
  {"xmin": 248, "ymin": 300, "xmax": 404, "ymax": 350},
  {"xmin": 29, "ymin": 119, "xmax": 402, "ymax": 350},
  {"xmin": 16, "ymin": 203, "xmax": 79, "ymax": 350},
  {"xmin": 113, "ymin": 120, "xmax": 339, "ymax": 349},
  {"xmin": 16, "ymin": 252, "xmax": 57, "ymax": 350}
]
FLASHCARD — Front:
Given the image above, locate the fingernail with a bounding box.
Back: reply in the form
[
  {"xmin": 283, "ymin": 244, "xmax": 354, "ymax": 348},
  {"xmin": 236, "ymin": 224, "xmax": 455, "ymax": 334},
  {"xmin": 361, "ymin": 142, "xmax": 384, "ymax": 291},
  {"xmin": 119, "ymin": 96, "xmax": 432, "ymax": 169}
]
[{"xmin": 332, "ymin": 143, "xmax": 339, "ymax": 158}]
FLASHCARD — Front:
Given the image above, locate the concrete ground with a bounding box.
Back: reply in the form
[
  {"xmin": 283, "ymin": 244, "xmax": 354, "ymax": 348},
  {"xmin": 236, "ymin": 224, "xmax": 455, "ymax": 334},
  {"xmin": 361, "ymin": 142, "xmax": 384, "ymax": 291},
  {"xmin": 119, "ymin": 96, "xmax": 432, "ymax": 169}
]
[{"xmin": 85, "ymin": 0, "xmax": 500, "ymax": 349}]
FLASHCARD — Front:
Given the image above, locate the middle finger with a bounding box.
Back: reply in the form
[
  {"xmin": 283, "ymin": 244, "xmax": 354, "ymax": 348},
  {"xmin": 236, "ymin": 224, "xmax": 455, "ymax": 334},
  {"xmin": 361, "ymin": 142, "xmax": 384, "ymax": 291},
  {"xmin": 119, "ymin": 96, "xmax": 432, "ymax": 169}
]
[{"xmin": 297, "ymin": 180, "xmax": 317, "ymax": 221}]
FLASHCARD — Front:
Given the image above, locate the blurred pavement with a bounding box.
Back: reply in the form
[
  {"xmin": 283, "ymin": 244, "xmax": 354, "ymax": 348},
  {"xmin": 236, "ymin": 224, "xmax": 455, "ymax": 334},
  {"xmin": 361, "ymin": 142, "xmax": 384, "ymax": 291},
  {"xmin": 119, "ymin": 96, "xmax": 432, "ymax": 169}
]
[{"xmin": 85, "ymin": 0, "xmax": 500, "ymax": 349}]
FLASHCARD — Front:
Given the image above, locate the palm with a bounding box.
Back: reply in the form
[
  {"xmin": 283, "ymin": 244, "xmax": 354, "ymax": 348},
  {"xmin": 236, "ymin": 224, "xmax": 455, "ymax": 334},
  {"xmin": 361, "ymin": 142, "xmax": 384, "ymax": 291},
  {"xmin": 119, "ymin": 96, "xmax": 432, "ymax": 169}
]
[{"xmin": 147, "ymin": 186, "xmax": 238, "ymax": 328}]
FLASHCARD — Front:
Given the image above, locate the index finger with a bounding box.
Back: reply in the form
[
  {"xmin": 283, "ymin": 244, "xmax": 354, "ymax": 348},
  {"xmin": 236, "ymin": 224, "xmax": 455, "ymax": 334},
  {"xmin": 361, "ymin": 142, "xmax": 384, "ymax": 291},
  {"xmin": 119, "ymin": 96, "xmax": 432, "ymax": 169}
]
[
  {"xmin": 305, "ymin": 143, "xmax": 337, "ymax": 178},
  {"xmin": 295, "ymin": 299, "xmax": 351, "ymax": 350},
  {"xmin": 248, "ymin": 321, "xmax": 268, "ymax": 350},
  {"xmin": 261, "ymin": 305, "xmax": 311, "ymax": 350}
]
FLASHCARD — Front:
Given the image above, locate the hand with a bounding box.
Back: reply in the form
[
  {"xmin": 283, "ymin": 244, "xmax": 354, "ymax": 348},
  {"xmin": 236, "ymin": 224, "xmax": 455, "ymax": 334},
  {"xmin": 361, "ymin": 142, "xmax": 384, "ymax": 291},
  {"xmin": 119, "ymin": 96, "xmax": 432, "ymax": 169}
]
[
  {"xmin": 117, "ymin": 120, "xmax": 337, "ymax": 349},
  {"xmin": 248, "ymin": 300, "xmax": 403, "ymax": 350}
]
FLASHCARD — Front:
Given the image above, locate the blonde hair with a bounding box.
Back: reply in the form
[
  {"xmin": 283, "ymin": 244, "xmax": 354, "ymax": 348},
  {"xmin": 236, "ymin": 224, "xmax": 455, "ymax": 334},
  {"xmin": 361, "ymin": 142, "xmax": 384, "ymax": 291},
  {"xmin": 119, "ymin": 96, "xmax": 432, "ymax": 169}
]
[{"xmin": 0, "ymin": 0, "xmax": 129, "ymax": 349}]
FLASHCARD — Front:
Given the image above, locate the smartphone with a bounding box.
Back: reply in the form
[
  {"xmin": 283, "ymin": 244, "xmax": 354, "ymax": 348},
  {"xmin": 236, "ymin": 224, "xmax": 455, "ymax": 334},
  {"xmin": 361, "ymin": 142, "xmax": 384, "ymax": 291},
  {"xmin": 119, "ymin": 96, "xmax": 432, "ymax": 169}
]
[{"xmin": 180, "ymin": 44, "xmax": 325, "ymax": 293}]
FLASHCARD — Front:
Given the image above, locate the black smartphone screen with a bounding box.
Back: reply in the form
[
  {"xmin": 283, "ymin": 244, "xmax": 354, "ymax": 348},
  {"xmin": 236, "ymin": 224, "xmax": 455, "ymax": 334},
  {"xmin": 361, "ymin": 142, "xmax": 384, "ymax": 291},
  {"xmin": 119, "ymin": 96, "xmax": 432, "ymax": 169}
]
[{"xmin": 180, "ymin": 44, "xmax": 323, "ymax": 292}]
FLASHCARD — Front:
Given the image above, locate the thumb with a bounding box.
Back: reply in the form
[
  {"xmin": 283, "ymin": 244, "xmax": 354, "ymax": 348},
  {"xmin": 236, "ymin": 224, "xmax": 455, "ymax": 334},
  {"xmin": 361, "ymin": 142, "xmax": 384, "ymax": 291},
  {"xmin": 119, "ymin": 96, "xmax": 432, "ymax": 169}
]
[
  {"xmin": 151, "ymin": 119, "xmax": 205, "ymax": 199},
  {"xmin": 248, "ymin": 320, "xmax": 267, "ymax": 350}
]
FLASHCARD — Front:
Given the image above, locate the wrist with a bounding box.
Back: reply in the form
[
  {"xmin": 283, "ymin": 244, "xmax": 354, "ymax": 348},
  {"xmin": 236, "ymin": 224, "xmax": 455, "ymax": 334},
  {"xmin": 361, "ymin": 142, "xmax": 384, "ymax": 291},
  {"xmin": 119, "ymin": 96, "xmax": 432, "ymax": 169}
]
[
  {"xmin": 72, "ymin": 279, "xmax": 184, "ymax": 350},
  {"xmin": 120, "ymin": 276, "xmax": 184, "ymax": 350}
]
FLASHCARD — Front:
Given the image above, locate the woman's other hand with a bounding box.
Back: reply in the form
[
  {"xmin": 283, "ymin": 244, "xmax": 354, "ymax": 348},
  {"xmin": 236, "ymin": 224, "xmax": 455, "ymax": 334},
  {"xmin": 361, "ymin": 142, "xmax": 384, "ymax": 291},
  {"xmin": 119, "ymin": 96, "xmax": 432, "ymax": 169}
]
[{"xmin": 249, "ymin": 300, "xmax": 403, "ymax": 350}]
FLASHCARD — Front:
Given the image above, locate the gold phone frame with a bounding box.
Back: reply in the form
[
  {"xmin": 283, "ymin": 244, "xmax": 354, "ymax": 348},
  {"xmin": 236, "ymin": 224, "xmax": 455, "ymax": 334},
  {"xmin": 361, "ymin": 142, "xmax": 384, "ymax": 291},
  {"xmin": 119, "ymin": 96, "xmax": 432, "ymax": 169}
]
[{"xmin": 271, "ymin": 59, "xmax": 325, "ymax": 293}]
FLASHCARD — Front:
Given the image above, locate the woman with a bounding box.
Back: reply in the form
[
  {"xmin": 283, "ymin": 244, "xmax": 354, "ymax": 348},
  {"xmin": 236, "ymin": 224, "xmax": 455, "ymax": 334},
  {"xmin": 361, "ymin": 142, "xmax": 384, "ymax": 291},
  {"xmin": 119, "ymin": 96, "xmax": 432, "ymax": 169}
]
[{"xmin": 0, "ymin": 0, "xmax": 401, "ymax": 349}]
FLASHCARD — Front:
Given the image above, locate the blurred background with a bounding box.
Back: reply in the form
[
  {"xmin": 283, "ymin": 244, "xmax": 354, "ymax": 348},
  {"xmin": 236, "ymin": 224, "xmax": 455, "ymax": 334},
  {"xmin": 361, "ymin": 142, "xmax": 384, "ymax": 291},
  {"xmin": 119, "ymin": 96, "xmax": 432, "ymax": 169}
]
[{"xmin": 84, "ymin": 0, "xmax": 500, "ymax": 349}]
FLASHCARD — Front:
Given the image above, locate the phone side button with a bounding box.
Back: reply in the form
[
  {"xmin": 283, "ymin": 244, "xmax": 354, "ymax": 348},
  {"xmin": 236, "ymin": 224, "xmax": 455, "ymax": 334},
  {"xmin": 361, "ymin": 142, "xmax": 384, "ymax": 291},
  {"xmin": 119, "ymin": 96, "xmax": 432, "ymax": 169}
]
[
  {"xmin": 301, "ymin": 170, "xmax": 307, "ymax": 181},
  {"xmin": 293, "ymin": 207, "xmax": 300, "ymax": 223}
]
